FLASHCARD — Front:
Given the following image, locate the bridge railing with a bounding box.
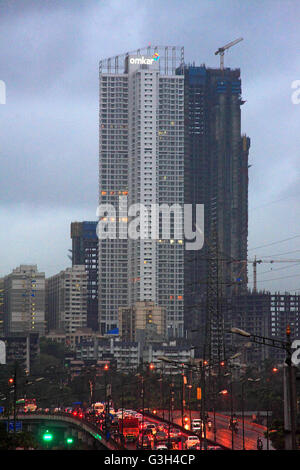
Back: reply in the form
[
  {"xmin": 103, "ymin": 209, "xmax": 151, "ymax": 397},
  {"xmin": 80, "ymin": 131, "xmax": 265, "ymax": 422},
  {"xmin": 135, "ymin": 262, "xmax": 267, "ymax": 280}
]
[{"xmin": 0, "ymin": 411, "xmax": 123, "ymax": 450}]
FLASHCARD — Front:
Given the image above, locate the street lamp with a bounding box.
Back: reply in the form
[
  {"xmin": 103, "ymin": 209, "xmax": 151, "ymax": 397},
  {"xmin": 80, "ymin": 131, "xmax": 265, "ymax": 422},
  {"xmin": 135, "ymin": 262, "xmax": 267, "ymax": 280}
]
[
  {"xmin": 103, "ymin": 364, "xmax": 109, "ymax": 436},
  {"xmin": 231, "ymin": 328, "xmax": 251, "ymax": 337}
]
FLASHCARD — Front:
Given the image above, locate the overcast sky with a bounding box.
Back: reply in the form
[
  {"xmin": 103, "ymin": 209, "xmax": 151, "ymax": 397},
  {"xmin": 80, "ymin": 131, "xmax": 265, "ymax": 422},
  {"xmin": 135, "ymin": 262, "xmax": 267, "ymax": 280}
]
[{"xmin": 0, "ymin": 0, "xmax": 300, "ymax": 293}]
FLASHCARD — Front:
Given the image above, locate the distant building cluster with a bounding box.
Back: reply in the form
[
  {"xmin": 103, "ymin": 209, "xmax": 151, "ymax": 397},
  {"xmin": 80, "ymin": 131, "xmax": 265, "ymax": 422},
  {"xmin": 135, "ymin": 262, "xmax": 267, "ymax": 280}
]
[{"xmin": 0, "ymin": 46, "xmax": 298, "ymax": 372}]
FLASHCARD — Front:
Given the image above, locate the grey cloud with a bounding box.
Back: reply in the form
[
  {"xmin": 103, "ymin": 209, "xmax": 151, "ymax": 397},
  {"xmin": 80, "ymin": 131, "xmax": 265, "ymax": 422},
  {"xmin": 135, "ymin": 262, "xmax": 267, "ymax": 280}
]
[{"xmin": 0, "ymin": 0, "xmax": 300, "ymax": 291}]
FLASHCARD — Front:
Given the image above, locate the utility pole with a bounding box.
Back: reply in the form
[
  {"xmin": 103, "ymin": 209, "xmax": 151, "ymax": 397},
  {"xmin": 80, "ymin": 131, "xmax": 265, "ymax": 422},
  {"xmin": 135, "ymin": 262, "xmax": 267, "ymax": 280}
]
[
  {"xmin": 13, "ymin": 363, "xmax": 17, "ymax": 435},
  {"xmin": 141, "ymin": 376, "xmax": 145, "ymax": 448},
  {"xmin": 230, "ymin": 380, "xmax": 234, "ymax": 450},
  {"xmin": 284, "ymin": 325, "xmax": 297, "ymax": 450},
  {"xmin": 241, "ymin": 380, "xmax": 245, "ymax": 451}
]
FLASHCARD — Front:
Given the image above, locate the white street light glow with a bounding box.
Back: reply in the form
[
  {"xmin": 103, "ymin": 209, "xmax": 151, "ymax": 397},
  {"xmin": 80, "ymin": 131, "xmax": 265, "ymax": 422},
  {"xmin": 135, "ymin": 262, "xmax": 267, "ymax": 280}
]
[{"xmin": 231, "ymin": 327, "xmax": 251, "ymax": 337}]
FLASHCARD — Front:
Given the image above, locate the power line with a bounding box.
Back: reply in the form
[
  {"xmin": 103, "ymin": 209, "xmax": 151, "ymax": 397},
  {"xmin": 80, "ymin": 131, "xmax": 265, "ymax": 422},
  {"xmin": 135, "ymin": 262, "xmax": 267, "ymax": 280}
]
[
  {"xmin": 259, "ymin": 250, "xmax": 300, "ymax": 258},
  {"xmin": 249, "ymin": 193, "xmax": 300, "ymax": 211},
  {"xmin": 248, "ymin": 235, "xmax": 300, "ymax": 252},
  {"xmin": 256, "ymin": 262, "xmax": 300, "ymax": 276},
  {"xmin": 248, "ymin": 273, "xmax": 300, "ymax": 284}
]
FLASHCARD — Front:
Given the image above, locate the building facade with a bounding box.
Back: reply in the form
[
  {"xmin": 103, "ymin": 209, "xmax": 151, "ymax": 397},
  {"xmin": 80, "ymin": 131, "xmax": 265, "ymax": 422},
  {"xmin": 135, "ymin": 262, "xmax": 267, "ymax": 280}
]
[
  {"xmin": 0, "ymin": 333, "xmax": 39, "ymax": 373},
  {"xmin": 182, "ymin": 65, "xmax": 250, "ymax": 356},
  {"xmin": 223, "ymin": 291, "xmax": 300, "ymax": 364},
  {"xmin": 70, "ymin": 221, "xmax": 98, "ymax": 331},
  {"xmin": 3, "ymin": 265, "xmax": 45, "ymax": 336},
  {"xmin": 98, "ymin": 47, "xmax": 185, "ymax": 337},
  {"xmin": 118, "ymin": 301, "xmax": 166, "ymax": 342},
  {"xmin": 46, "ymin": 265, "xmax": 88, "ymax": 334},
  {"xmin": 0, "ymin": 278, "xmax": 4, "ymax": 336}
]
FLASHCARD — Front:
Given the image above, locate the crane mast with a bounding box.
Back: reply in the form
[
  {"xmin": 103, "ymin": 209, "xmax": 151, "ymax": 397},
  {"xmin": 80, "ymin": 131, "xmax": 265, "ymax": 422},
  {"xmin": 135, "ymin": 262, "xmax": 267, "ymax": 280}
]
[{"xmin": 215, "ymin": 37, "xmax": 243, "ymax": 70}]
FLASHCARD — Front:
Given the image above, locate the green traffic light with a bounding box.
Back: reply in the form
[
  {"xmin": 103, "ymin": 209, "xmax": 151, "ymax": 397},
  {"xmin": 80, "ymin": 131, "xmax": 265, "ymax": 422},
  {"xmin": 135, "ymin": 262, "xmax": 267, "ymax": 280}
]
[
  {"xmin": 66, "ymin": 437, "xmax": 74, "ymax": 444},
  {"xmin": 42, "ymin": 431, "xmax": 53, "ymax": 441}
]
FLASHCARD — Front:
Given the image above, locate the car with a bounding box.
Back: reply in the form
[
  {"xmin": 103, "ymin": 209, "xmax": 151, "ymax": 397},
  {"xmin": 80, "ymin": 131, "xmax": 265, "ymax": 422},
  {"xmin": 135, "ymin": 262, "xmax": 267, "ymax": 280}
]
[
  {"xmin": 137, "ymin": 435, "xmax": 152, "ymax": 450},
  {"xmin": 191, "ymin": 419, "xmax": 202, "ymax": 432},
  {"xmin": 169, "ymin": 428, "xmax": 180, "ymax": 438},
  {"xmin": 207, "ymin": 445, "xmax": 223, "ymax": 450},
  {"xmin": 155, "ymin": 444, "xmax": 168, "ymax": 450},
  {"xmin": 155, "ymin": 431, "xmax": 167, "ymax": 441},
  {"xmin": 146, "ymin": 424, "xmax": 157, "ymax": 434},
  {"xmin": 139, "ymin": 421, "xmax": 151, "ymax": 430},
  {"xmin": 186, "ymin": 435, "xmax": 200, "ymax": 449}
]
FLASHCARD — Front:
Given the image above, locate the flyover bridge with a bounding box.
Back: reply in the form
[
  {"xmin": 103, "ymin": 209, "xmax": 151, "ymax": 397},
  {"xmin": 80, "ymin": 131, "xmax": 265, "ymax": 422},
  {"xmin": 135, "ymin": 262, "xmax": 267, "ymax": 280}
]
[{"xmin": 0, "ymin": 412, "xmax": 122, "ymax": 450}]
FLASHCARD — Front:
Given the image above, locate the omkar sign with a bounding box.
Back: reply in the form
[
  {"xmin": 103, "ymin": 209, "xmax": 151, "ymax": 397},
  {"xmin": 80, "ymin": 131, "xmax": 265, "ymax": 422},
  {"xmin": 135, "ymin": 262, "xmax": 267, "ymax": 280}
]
[{"xmin": 129, "ymin": 54, "xmax": 159, "ymax": 65}]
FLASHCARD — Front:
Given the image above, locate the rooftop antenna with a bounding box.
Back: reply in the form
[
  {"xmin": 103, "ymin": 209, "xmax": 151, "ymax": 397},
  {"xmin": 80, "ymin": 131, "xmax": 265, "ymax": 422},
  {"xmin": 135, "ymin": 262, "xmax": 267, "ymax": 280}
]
[{"xmin": 215, "ymin": 37, "xmax": 243, "ymax": 70}]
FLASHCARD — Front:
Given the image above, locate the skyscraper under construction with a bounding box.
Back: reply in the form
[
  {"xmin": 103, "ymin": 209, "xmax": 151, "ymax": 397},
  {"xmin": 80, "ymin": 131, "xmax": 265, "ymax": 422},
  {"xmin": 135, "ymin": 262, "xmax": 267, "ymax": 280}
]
[{"xmin": 182, "ymin": 65, "xmax": 250, "ymax": 358}]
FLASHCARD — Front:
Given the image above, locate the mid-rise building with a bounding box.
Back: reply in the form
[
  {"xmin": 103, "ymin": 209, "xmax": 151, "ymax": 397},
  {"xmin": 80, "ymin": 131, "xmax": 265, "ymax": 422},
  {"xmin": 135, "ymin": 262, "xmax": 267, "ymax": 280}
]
[
  {"xmin": 0, "ymin": 278, "xmax": 4, "ymax": 336},
  {"xmin": 269, "ymin": 292, "xmax": 300, "ymax": 362},
  {"xmin": 0, "ymin": 333, "xmax": 39, "ymax": 373},
  {"xmin": 98, "ymin": 46, "xmax": 185, "ymax": 337},
  {"xmin": 70, "ymin": 221, "xmax": 98, "ymax": 330},
  {"xmin": 223, "ymin": 291, "xmax": 300, "ymax": 364},
  {"xmin": 224, "ymin": 291, "xmax": 271, "ymax": 364},
  {"xmin": 46, "ymin": 265, "xmax": 87, "ymax": 334},
  {"xmin": 74, "ymin": 336, "xmax": 141, "ymax": 371},
  {"xmin": 143, "ymin": 341, "xmax": 194, "ymax": 374},
  {"xmin": 3, "ymin": 265, "xmax": 45, "ymax": 336},
  {"xmin": 118, "ymin": 301, "xmax": 166, "ymax": 342},
  {"xmin": 46, "ymin": 327, "xmax": 104, "ymax": 350}
]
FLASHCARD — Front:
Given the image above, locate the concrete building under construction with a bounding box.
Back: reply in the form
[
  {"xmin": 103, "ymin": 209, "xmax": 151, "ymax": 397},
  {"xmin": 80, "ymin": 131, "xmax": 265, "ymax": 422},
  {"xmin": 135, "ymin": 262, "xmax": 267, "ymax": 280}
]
[{"xmin": 182, "ymin": 65, "xmax": 250, "ymax": 358}]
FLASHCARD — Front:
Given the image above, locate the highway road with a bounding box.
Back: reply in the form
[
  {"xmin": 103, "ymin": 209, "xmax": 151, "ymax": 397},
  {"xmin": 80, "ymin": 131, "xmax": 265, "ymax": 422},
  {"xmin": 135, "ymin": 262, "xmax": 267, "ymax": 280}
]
[{"xmin": 168, "ymin": 410, "xmax": 273, "ymax": 450}]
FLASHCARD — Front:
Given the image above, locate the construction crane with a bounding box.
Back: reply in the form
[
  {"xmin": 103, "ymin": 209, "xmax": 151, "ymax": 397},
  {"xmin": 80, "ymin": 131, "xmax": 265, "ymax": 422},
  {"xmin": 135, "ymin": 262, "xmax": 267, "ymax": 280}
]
[
  {"xmin": 232, "ymin": 256, "xmax": 300, "ymax": 292},
  {"xmin": 250, "ymin": 257, "xmax": 300, "ymax": 292},
  {"xmin": 215, "ymin": 37, "xmax": 243, "ymax": 70}
]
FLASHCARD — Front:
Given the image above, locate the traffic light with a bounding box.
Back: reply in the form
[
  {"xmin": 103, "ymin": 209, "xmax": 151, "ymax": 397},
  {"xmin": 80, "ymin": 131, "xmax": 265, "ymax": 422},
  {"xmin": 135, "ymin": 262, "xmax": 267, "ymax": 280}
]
[
  {"xmin": 8, "ymin": 378, "xmax": 14, "ymax": 385},
  {"xmin": 66, "ymin": 437, "xmax": 74, "ymax": 445},
  {"xmin": 104, "ymin": 364, "xmax": 109, "ymax": 371},
  {"xmin": 42, "ymin": 430, "xmax": 53, "ymax": 442},
  {"xmin": 183, "ymin": 416, "xmax": 190, "ymax": 430},
  {"xmin": 149, "ymin": 363, "xmax": 155, "ymax": 371}
]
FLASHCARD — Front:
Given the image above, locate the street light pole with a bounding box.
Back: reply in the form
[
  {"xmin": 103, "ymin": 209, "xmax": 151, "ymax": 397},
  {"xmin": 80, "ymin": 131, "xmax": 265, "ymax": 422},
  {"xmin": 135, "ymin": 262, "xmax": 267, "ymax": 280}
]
[
  {"xmin": 284, "ymin": 325, "xmax": 297, "ymax": 450},
  {"xmin": 13, "ymin": 363, "xmax": 17, "ymax": 435},
  {"xmin": 241, "ymin": 380, "xmax": 245, "ymax": 451},
  {"xmin": 230, "ymin": 380, "xmax": 234, "ymax": 450},
  {"xmin": 181, "ymin": 367, "xmax": 185, "ymax": 428},
  {"xmin": 141, "ymin": 375, "xmax": 145, "ymax": 448}
]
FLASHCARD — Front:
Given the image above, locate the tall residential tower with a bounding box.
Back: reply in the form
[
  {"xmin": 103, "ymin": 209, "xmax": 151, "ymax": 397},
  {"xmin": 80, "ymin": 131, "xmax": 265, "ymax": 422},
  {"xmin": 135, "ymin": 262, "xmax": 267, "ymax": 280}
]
[{"xmin": 98, "ymin": 46, "xmax": 185, "ymax": 337}]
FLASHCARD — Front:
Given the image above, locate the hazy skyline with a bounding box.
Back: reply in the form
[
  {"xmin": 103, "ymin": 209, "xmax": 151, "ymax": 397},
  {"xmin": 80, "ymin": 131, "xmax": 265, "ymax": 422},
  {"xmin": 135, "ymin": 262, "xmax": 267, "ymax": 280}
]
[{"xmin": 1, "ymin": 0, "xmax": 300, "ymax": 293}]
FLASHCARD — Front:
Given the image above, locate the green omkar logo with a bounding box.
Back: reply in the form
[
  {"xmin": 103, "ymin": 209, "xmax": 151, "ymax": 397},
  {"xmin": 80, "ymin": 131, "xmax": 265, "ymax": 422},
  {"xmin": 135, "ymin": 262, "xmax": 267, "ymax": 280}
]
[{"xmin": 129, "ymin": 54, "xmax": 160, "ymax": 65}]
